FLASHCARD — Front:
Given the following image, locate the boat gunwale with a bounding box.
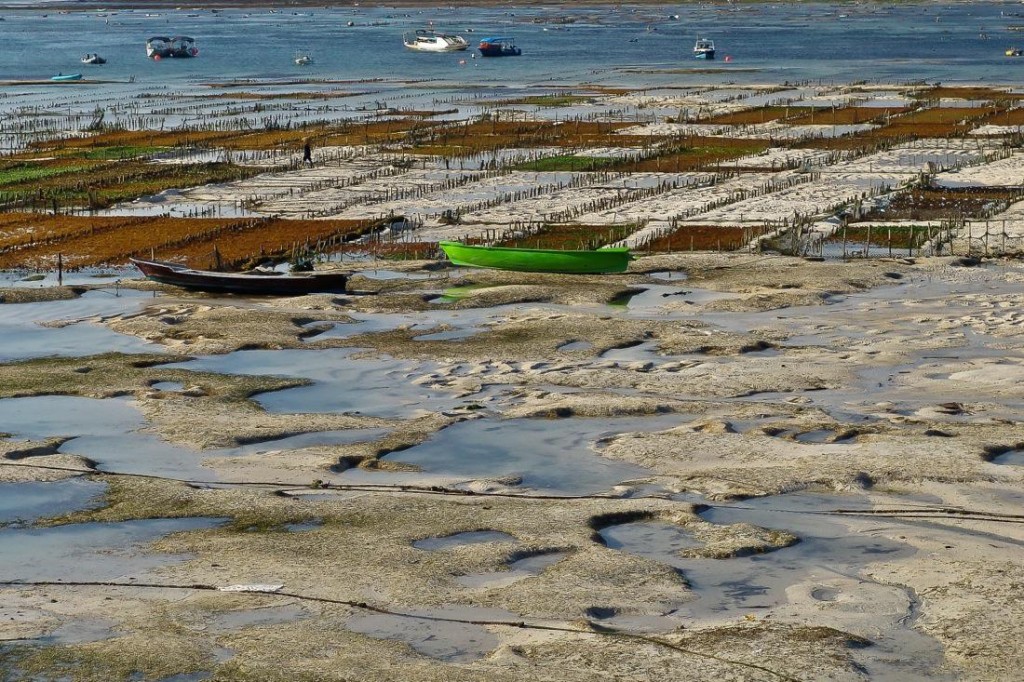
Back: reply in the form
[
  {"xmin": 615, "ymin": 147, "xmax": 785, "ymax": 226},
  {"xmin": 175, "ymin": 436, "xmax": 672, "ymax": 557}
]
[{"xmin": 437, "ymin": 241, "xmax": 629, "ymax": 257}]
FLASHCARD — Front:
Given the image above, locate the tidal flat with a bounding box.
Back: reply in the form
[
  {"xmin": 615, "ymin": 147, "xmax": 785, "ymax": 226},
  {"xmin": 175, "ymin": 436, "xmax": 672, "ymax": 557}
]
[
  {"xmin": 1, "ymin": 252, "xmax": 1023, "ymax": 681},
  {"xmin": 1, "ymin": 5, "xmax": 1024, "ymax": 674}
]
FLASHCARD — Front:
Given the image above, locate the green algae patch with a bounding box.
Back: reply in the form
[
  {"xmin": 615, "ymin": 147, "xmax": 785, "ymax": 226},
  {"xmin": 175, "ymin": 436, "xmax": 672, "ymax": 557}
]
[
  {"xmin": 45, "ymin": 477, "xmax": 338, "ymax": 534},
  {"xmin": 0, "ymin": 352, "xmax": 303, "ymax": 402},
  {"xmin": 0, "ymin": 286, "xmax": 83, "ymax": 303},
  {"xmin": 513, "ymin": 154, "xmax": 621, "ymax": 172},
  {"xmin": 2, "ymin": 627, "xmax": 212, "ymax": 682},
  {"xmin": 436, "ymin": 283, "xmax": 501, "ymax": 303}
]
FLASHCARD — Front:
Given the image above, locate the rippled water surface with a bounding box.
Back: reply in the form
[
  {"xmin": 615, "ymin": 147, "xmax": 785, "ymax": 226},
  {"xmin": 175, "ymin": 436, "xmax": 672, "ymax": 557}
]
[{"xmin": 0, "ymin": 2, "xmax": 1018, "ymax": 98}]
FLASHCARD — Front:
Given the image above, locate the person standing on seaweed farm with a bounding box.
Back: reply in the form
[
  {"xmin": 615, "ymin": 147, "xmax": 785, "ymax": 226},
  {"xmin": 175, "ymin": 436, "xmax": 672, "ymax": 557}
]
[{"xmin": 302, "ymin": 137, "xmax": 313, "ymax": 166}]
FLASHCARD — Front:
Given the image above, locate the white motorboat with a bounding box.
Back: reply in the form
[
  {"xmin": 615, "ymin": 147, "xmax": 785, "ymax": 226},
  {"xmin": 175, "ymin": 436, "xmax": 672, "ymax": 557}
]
[
  {"xmin": 403, "ymin": 29, "xmax": 469, "ymax": 52},
  {"xmin": 693, "ymin": 36, "xmax": 715, "ymax": 59},
  {"xmin": 294, "ymin": 53, "xmax": 313, "ymax": 65},
  {"xmin": 81, "ymin": 53, "xmax": 106, "ymax": 65}
]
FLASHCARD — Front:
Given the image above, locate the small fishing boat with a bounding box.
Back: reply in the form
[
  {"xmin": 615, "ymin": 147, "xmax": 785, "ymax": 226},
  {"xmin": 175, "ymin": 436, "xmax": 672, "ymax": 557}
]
[
  {"xmin": 81, "ymin": 53, "xmax": 106, "ymax": 65},
  {"xmin": 438, "ymin": 241, "xmax": 631, "ymax": 274},
  {"xmin": 693, "ymin": 36, "xmax": 716, "ymax": 59},
  {"xmin": 403, "ymin": 29, "xmax": 469, "ymax": 52},
  {"xmin": 131, "ymin": 258, "xmax": 349, "ymax": 295},
  {"xmin": 146, "ymin": 36, "xmax": 199, "ymax": 59},
  {"xmin": 1007, "ymin": 47, "xmax": 1023, "ymax": 57},
  {"xmin": 294, "ymin": 52, "xmax": 313, "ymax": 65},
  {"xmin": 477, "ymin": 36, "xmax": 521, "ymax": 57},
  {"xmin": 50, "ymin": 73, "xmax": 83, "ymax": 82}
]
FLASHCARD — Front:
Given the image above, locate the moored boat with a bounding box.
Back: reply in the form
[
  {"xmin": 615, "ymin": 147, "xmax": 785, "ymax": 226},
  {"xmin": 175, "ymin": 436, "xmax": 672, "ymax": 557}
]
[
  {"xmin": 50, "ymin": 73, "xmax": 83, "ymax": 82},
  {"xmin": 693, "ymin": 36, "xmax": 715, "ymax": 59},
  {"xmin": 1007, "ymin": 47, "xmax": 1023, "ymax": 57},
  {"xmin": 438, "ymin": 241, "xmax": 631, "ymax": 274},
  {"xmin": 294, "ymin": 53, "xmax": 313, "ymax": 65},
  {"xmin": 81, "ymin": 53, "xmax": 106, "ymax": 65},
  {"xmin": 146, "ymin": 36, "xmax": 199, "ymax": 59},
  {"xmin": 403, "ymin": 29, "xmax": 469, "ymax": 52},
  {"xmin": 130, "ymin": 258, "xmax": 348, "ymax": 295},
  {"xmin": 478, "ymin": 36, "xmax": 521, "ymax": 57}
]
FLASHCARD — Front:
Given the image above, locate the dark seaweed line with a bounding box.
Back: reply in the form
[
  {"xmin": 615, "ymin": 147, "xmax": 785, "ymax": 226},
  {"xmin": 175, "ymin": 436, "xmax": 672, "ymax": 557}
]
[
  {"xmin": 0, "ymin": 461, "xmax": 634, "ymax": 502},
  {"xmin": 6, "ymin": 461, "xmax": 1024, "ymax": 525},
  {"xmin": 712, "ymin": 500, "xmax": 1024, "ymax": 523},
  {"xmin": 0, "ymin": 579, "xmax": 799, "ymax": 681}
]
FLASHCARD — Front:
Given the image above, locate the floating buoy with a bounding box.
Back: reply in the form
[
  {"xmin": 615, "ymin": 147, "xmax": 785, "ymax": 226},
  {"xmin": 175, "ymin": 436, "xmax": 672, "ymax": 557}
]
[
  {"xmin": 191, "ymin": 47, "xmax": 199, "ymax": 56},
  {"xmin": 458, "ymin": 59, "xmax": 466, "ymax": 65},
  {"xmin": 724, "ymin": 55, "xmax": 732, "ymax": 62},
  {"xmin": 153, "ymin": 54, "xmax": 161, "ymax": 61}
]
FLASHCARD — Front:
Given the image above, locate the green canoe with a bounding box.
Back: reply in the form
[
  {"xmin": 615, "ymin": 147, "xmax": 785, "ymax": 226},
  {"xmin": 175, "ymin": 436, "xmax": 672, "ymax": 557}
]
[{"xmin": 439, "ymin": 241, "xmax": 631, "ymax": 274}]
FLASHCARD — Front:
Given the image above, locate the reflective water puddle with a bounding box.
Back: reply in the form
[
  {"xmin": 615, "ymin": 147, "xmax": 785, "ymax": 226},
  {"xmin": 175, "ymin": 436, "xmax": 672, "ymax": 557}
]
[
  {"xmin": 413, "ymin": 530, "xmax": 515, "ymax": 551},
  {"xmin": 0, "ymin": 395, "xmax": 389, "ymax": 480},
  {"xmin": 599, "ymin": 492, "xmax": 948, "ymax": 680},
  {"xmin": 0, "ymin": 517, "xmax": 224, "ymax": 582},
  {"xmin": 991, "ymin": 448, "xmax": 1024, "ymax": 466},
  {"xmin": 0, "ymin": 289, "xmax": 161, "ymax": 362},
  {"xmin": 456, "ymin": 551, "xmax": 568, "ymax": 589},
  {"xmin": 0, "ymin": 479, "xmax": 106, "ymax": 525},
  {"xmin": 347, "ymin": 415, "xmax": 677, "ymax": 495},
  {"xmin": 166, "ymin": 348, "xmax": 467, "ymax": 419},
  {"xmin": 347, "ymin": 606, "xmax": 517, "ymax": 662}
]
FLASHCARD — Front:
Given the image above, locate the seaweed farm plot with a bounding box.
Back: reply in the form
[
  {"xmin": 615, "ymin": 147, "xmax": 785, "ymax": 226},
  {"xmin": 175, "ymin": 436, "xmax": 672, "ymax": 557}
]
[
  {"xmin": 129, "ymin": 153, "xmax": 422, "ymax": 220},
  {"xmin": 487, "ymin": 222, "xmax": 639, "ymax": 251},
  {"xmin": 716, "ymin": 147, "xmax": 842, "ymax": 172},
  {"xmin": 820, "ymin": 223, "xmax": 933, "ymax": 258},
  {"xmin": 259, "ymin": 166, "xmax": 499, "ymax": 220},
  {"xmin": 678, "ymin": 172, "xmax": 900, "ymax": 227},
  {"xmin": 932, "ymin": 150, "xmax": 1024, "ymax": 188},
  {"xmin": 407, "ymin": 119, "xmax": 658, "ymax": 157},
  {"xmin": 454, "ymin": 172, "xmax": 699, "ymax": 226},
  {"xmin": 574, "ymin": 172, "xmax": 777, "ymax": 228},
  {"xmin": 329, "ymin": 167, "xmax": 595, "ymax": 223},
  {"xmin": 0, "ymin": 156, "xmax": 264, "ymax": 213},
  {"xmin": 3, "ymin": 83, "xmax": 1024, "ymax": 269},
  {"xmin": 837, "ymin": 139, "xmax": 1003, "ymax": 176},
  {"xmin": 856, "ymin": 187, "xmax": 1024, "ymax": 222},
  {"xmin": 0, "ymin": 213, "xmax": 380, "ymax": 269},
  {"xmin": 635, "ymin": 224, "xmax": 754, "ymax": 253}
]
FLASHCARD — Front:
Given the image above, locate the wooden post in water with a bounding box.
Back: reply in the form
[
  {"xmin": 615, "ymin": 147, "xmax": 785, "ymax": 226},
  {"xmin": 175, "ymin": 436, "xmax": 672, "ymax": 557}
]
[{"xmin": 57, "ymin": 253, "xmax": 63, "ymax": 286}]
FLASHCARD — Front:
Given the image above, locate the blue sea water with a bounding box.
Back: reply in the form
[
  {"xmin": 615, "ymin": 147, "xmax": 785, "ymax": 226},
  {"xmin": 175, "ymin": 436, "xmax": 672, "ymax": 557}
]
[{"xmin": 0, "ymin": 3, "xmax": 1020, "ymax": 90}]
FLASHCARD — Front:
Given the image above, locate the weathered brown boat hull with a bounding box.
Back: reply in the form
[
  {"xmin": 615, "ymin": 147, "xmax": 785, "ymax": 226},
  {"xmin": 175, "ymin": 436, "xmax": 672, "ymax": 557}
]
[{"xmin": 131, "ymin": 258, "xmax": 347, "ymax": 295}]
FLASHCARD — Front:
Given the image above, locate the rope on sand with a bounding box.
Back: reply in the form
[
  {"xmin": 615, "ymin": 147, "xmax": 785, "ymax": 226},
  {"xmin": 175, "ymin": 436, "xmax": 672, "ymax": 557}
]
[{"xmin": 0, "ymin": 578, "xmax": 802, "ymax": 681}]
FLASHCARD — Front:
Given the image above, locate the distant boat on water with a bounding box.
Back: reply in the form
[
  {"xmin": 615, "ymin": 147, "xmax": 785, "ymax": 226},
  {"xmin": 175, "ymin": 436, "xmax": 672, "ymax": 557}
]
[
  {"xmin": 694, "ymin": 36, "xmax": 715, "ymax": 59},
  {"xmin": 403, "ymin": 29, "xmax": 469, "ymax": 52},
  {"xmin": 50, "ymin": 73, "xmax": 83, "ymax": 82},
  {"xmin": 1007, "ymin": 47, "xmax": 1023, "ymax": 57},
  {"xmin": 81, "ymin": 53, "xmax": 106, "ymax": 65},
  {"xmin": 294, "ymin": 52, "xmax": 313, "ymax": 65},
  {"xmin": 146, "ymin": 36, "xmax": 199, "ymax": 59},
  {"xmin": 478, "ymin": 36, "xmax": 521, "ymax": 57}
]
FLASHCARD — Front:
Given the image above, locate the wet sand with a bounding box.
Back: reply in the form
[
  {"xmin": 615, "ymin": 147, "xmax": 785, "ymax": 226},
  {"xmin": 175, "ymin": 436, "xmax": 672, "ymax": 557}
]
[
  {"xmin": 1, "ymin": 252, "xmax": 1023, "ymax": 680},
  {"xmin": 0, "ymin": 43, "xmax": 1023, "ymax": 678}
]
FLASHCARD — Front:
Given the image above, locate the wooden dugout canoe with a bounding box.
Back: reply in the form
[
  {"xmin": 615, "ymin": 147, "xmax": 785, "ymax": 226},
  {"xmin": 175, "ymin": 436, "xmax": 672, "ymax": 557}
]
[{"xmin": 131, "ymin": 258, "xmax": 348, "ymax": 295}]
